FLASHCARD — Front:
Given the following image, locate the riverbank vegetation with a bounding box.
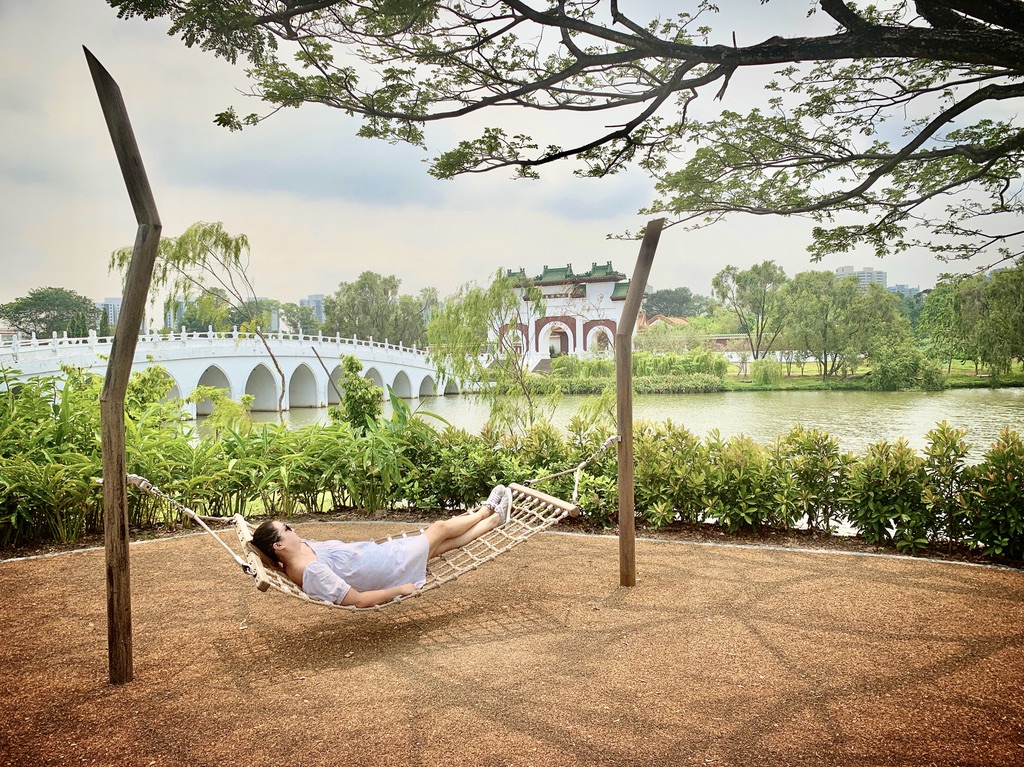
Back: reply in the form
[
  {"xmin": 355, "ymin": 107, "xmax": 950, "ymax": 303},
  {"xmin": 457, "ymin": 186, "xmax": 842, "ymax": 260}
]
[
  {"xmin": 2, "ymin": 363, "xmax": 1022, "ymax": 567},
  {"xmin": 533, "ymin": 259, "xmax": 1024, "ymax": 397},
  {"xmin": 689, "ymin": 261, "xmax": 1023, "ymax": 386}
]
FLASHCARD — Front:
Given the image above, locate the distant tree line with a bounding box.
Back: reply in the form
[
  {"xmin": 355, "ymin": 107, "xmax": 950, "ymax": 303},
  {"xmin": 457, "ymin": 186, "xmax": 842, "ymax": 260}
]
[{"xmin": 638, "ymin": 259, "xmax": 1024, "ymax": 387}]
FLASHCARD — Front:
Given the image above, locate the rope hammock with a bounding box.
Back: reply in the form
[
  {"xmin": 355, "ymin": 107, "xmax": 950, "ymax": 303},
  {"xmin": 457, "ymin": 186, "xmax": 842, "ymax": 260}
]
[{"xmin": 126, "ymin": 436, "xmax": 616, "ymax": 612}]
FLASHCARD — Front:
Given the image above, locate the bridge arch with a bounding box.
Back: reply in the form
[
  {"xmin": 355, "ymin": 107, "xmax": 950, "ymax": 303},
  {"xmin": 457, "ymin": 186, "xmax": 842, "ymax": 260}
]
[
  {"xmin": 195, "ymin": 365, "xmax": 230, "ymax": 416},
  {"xmin": 288, "ymin": 363, "xmax": 318, "ymax": 408},
  {"xmin": 326, "ymin": 363, "xmax": 344, "ymax": 405},
  {"xmin": 364, "ymin": 366, "xmax": 384, "ymax": 392},
  {"xmin": 418, "ymin": 375, "xmax": 437, "ymax": 397},
  {"xmin": 162, "ymin": 370, "xmax": 183, "ymax": 403},
  {"xmin": 391, "ymin": 370, "xmax": 412, "ymax": 398},
  {"xmin": 245, "ymin": 364, "xmax": 279, "ymax": 411}
]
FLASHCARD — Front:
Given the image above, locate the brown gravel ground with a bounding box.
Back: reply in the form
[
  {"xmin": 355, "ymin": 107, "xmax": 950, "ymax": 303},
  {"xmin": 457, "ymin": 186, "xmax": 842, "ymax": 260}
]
[{"xmin": 3, "ymin": 521, "xmax": 1024, "ymax": 767}]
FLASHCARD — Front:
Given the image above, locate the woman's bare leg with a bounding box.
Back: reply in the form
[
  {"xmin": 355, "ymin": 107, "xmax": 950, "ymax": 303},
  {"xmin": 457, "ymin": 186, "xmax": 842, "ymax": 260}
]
[{"xmin": 424, "ymin": 506, "xmax": 499, "ymax": 559}]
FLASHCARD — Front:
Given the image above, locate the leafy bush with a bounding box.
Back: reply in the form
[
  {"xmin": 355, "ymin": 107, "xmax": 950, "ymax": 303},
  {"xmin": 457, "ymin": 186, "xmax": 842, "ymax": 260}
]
[
  {"xmin": 549, "ymin": 355, "xmax": 614, "ymax": 379},
  {"xmin": 970, "ymin": 428, "xmax": 1024, "ymax": 559},
  {"xmin": 331, "ymin": 355, "xmax": 383, "ymax": 432},
  {"xmin": 633, "ymin": 374, "xmax": 727, "ymax": 394},
  {"xmin": 751, "ymin": 359, "xmax": 784, "ymax": 386},
  {"xmin": 919, "ymin": 358, "xmax": 947, "ymax": 391},
  {"xmin": 703, "ymin": 433, "xmax": 781, "ymax": 532},
  {"xmin": 846, "ymin": 439, "xmax": 929, "ymax": 552},
  {"xmin": 867, "ymin": 342, "xmax": 923, "ymax": 391},
  {"xmin": 679, "ymin": 347, "xmax": 729, "ymax": 377},
  {"xmin": 634, "ymin": 421, "xmax": 708, "ymax": 525},
  {"xmin": 774, "ymin": 426, "xmax": 852, "ymax": 532},
  {"xmin": 921, "ymin": 422, "xmax": 972, "ymax": 548}
]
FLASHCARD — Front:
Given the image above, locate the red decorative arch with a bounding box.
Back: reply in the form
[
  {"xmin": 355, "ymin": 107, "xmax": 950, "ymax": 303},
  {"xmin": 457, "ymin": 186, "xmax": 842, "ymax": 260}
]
[
  {"xmin": 499, "ymin": 322, "xmax": 530, "ymax": 351},
  {"xmin": 582, "ymin": 319, "xmax": 617, "ymax": 351},
  {"xmin": 534, "ymin": 315, "xmax": 576, "ymax": 353}
]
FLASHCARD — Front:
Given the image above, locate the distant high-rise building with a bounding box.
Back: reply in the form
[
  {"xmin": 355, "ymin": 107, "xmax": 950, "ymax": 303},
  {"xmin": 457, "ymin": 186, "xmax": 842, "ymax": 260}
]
[
  {"xmin": 300, "ymin": 294, "xmax": 326, "ymax": 324},
  {"xmin": 97, "ymin": 297, "xmax": 122, "ymax": 327},
  {"xmin": 835, "ymin": 265, "xmax": 887, "ymax": 289},
  {"xmin": 887, "ymin": 284, "xmax": 920, "ymax": 297}
]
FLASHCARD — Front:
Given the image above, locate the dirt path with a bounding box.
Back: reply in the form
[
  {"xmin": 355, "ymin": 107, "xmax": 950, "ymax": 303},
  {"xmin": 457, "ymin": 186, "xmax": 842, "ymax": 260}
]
[{"xmin": 3, "ymin": 523, "xmax": 1023, "ymax": 767}]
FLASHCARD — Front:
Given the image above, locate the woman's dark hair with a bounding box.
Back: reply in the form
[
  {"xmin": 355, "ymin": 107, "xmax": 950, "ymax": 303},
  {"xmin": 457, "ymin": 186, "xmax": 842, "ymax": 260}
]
[{"xmin": 251, "ymin": 520, "xmax": 282, "ymax": 566}]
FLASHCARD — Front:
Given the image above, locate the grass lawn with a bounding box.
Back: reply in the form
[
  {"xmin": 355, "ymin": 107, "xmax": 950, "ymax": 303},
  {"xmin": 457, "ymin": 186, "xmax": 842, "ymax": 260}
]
[{"xmin": 720, "ymin": 359, "xmax": 1024, "ymax": 392}]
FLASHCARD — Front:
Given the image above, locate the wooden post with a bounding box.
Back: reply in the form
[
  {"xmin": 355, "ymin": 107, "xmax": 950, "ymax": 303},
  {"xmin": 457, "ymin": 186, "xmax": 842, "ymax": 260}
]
[
  {"xmin": 615, "ymin": 218, "xmax": 665, "ymax": 587},
  {"xmin": 85, "ymin": 47, "xmax": 162, "ymax": 685}
]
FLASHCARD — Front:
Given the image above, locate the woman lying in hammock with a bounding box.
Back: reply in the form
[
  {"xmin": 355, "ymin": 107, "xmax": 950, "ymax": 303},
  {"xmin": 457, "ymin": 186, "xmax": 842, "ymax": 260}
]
[{"xmin": 250, "ymin": 485, "xmax": 512, "ymax": 608}]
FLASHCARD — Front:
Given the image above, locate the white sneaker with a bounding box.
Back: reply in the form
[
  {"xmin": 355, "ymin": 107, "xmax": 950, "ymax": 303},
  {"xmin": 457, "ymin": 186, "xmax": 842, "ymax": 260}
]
[
  {"xmin": 484, "ymin": 484, "xmax": 506, "ymax": 510},
  {"xmin": 485, "ymin": 485, "xmax": 511, "ymax": 525}
]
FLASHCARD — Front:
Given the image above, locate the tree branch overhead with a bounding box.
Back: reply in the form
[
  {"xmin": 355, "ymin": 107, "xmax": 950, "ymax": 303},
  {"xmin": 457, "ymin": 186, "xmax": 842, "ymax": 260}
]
[{"xmin": 107, "ymin": 0, "xmax": 1024, "ymax": 268}]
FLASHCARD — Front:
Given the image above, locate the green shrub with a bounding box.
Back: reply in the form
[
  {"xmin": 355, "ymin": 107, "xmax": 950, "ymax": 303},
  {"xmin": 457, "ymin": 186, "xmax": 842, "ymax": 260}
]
[
  {"xmin": 634, "ymin": 421, "xmax": 709, "ymax": 525},
  {"xmin": 921, "ymin": 422, "xmax": 972, "ymax": 548},
  {"xmin": 563, "ymin": 472, "xmax": 614, "ymax": 527},
  {"xmin": 751, "ymin": 359, "xmax": 784, "ymax": 386},
  {"xmin": 919, "ymin": 358, "xmax": 947, "ymax": 391},
  {"xmin": 867, "ymin": 343, "xmax": 923, "ymax": 391},
  {"xmin": 680, "ymin": 347, "xmax": 729, "ymax": 377},
  {"xmin": 332, "ymin": 355, "xmax": 383, "ymax": 432},
  {"xmin": 704, "ymin": 433, "xmax": 781, "ymax": 532},
  {"xmin": 846, "ymin": 439, "xmax": 929, "ymax": 552},
  {"xmin": 774, "ymin": 426, "xmax": 852, "ymax": 532},
  {"xmin": 633, "ymin": 374, "xmax": 727, "ymax": 394},
  {"xmin": 970, "ymin": 428, "xmax": 1024, "ymax": 559}
]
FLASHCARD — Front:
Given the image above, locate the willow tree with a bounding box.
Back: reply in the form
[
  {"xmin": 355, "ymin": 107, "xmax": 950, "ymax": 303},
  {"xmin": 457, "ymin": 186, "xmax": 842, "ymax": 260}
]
[
  {"xmin": 108, "ymin": 1, "xmax": 1024, "ymax": 270},
  {"xmin": 427, "ymin": 271, "xmax": 547, "ymax": 437},
  {"xmin": 109, "ymin": 220, "xmax": 287, "ymax": 414}
]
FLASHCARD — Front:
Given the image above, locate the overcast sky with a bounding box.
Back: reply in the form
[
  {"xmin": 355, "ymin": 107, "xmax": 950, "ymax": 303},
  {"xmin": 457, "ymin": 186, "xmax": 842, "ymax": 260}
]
[{"xmin": 0, "ymin": 1, "xmax": 949, "ymax": 318}]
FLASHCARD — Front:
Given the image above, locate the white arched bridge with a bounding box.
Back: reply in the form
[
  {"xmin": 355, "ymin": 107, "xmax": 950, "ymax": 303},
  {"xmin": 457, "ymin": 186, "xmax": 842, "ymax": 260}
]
[{"xmin": 0, "ymin": 329, "xmax": 456, "ymax": 417}]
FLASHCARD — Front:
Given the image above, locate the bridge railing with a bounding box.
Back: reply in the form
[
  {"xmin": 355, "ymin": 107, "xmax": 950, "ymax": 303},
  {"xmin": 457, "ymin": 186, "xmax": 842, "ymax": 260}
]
[
  {"xmin": 0, "ymin": 327, "xmax": 430, "ymax": 367},
  {"xmin": 0, "ymin": 328, "xmax": 432, "ymax": 351}
]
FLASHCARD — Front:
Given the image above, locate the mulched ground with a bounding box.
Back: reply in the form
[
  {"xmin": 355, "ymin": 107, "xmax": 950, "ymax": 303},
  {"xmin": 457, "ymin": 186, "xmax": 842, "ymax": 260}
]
[{"xmin": 3, "ymin": 521, "xmax": 1023, "ymax": 767}]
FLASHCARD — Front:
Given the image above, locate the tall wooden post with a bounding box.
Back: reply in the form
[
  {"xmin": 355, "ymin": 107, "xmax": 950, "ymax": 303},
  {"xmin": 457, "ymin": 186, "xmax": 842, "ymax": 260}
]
[
  {"xmin": 85, "ymin": 47, "xmax": 162, "ymax": 685},
  {"xmin": 615, "ymin": 218, "xmax": 665, "ymax": 587}
]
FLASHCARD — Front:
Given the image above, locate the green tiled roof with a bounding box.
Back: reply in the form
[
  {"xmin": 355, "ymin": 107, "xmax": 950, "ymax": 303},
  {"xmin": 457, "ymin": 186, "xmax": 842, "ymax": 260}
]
[
  {"xmin": 533, "ymin": 264, "xmax": 577, "ymax": 284},
  {"xmin": 519, "ymin": 261, "xmax": 627, "ymax": 285},
  {"xmin": 611, "ymin": 281, "xmax": 632, "ymax": 300},
  {"xmin": 583, "ymin": 261, "xmax": 627, "ymax": 281},
  {"xmin": 505, "ymin": 268, "xmax": 531, "ymax": 287}
]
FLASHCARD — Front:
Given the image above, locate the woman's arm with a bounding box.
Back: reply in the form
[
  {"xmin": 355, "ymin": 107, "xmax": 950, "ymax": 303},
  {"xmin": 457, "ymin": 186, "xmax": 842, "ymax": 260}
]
[{"xmin": 340, "ymin": 582, "xmax": 418, "ymax": 608}]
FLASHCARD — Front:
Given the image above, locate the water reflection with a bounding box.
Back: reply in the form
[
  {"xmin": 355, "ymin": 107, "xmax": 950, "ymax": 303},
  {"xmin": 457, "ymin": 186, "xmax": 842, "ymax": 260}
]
[{"xmin": 246, "ymin": 388, "xmax": 1024, "ymax": 459}]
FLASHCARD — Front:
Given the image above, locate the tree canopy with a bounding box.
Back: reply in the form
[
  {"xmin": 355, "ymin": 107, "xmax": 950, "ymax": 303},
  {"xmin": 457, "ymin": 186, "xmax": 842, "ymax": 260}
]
[
  {"xmin": 322, "ymin": 271, "xmax": 432, "ymax": 346},
  {"xmin": 712, "ymin": 261, "xmax": 789, "ymax": 359},
  {"xmin": 0, "ymin": 287, "xmax": 100, "ymax": 337},
  {"xmin": 644, "ymin": 286, "xmax": 710, "ymax": 318},
  {"xmin": 108, "ymin": 1, "xmax": 1024, "ymax": 269}
]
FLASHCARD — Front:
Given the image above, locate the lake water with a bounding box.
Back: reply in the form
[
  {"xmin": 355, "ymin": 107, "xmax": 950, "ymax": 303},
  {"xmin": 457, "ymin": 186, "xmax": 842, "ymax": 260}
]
[{"xmin": 250, "ymin": 387, "xmax": 1024, "ymax": 460}]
